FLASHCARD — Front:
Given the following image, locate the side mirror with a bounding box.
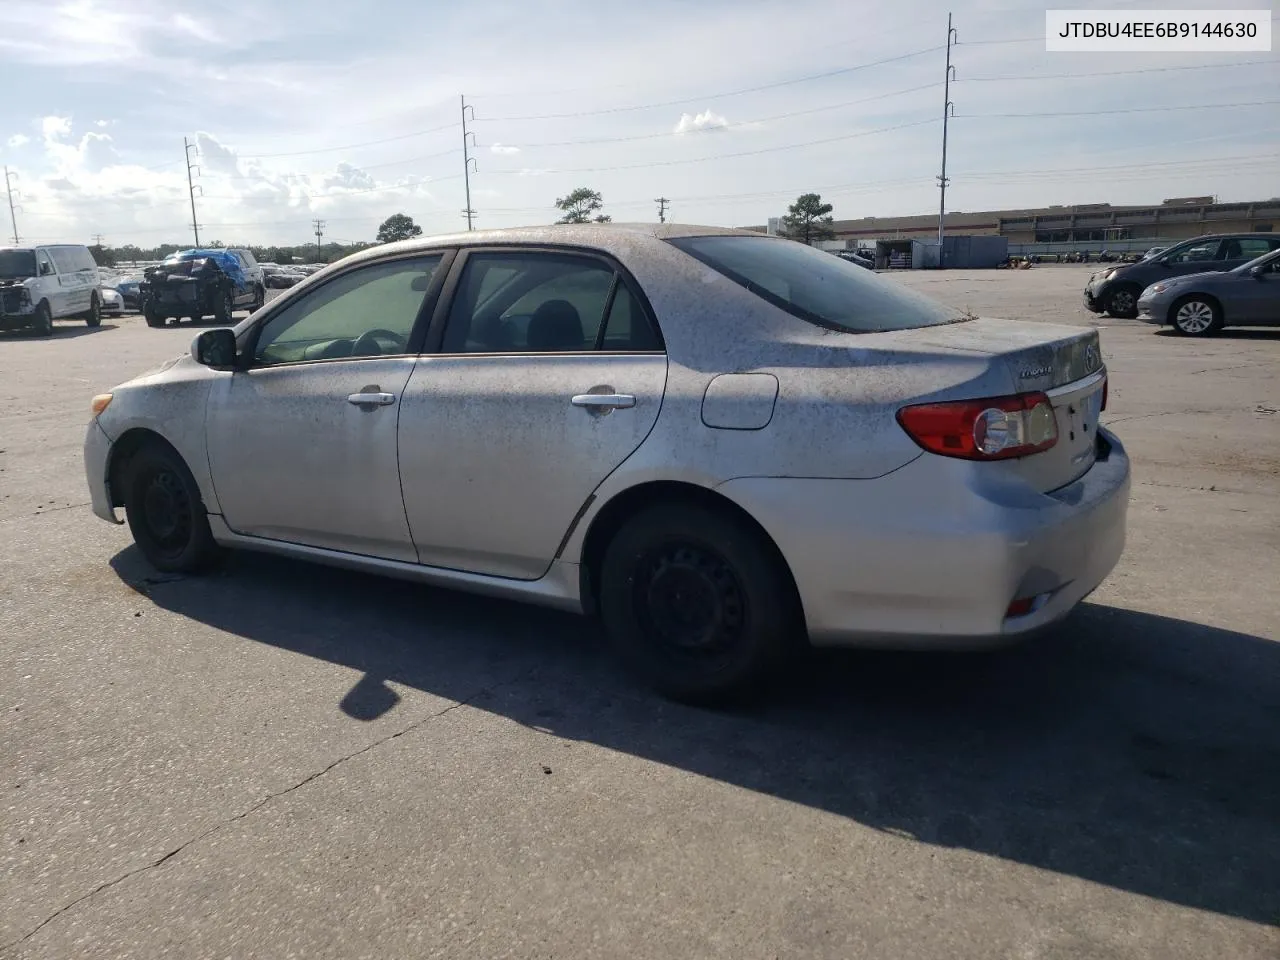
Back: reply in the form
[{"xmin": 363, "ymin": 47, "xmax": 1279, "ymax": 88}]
[
  {"xmin": 192, "ymin": 328, "xmax": 238, "ymax": 368},
  {"xmin": 1249, "ymin": 265, "xmax": 1266, "ymax": 278}
]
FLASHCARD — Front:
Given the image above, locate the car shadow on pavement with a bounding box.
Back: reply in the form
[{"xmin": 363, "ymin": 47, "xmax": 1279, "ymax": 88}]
[
  {"xmin": 1152, "ymin": 328, "xmax": 1280, "ymax": 340},
  {"xmin": 109, "ymin": 546, "xmax": 1280, "ymax": 928},
  {"xmin": 0, "ymin": 323, "xmax": 119, "ymax": 340}
]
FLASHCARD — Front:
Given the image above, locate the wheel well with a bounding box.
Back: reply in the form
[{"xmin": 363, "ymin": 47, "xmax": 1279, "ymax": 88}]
[
  {"xmin": 577, "ymin": 480, "xmax": 805, "ymax": 627},
  {"xmin": 106, "ymin": 429, "xmax": 184, "ymax": 508}
]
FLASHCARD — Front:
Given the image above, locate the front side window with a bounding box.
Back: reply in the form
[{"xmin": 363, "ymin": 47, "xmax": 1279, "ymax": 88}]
[
  {"xmin": 442, "ymin": 252, "xmax": 624, "ymax": 353},
  {"xmin": 1165, "ymin": 239, "xmax": 1223, "ymax": 264},
  {"xmin": 36, "ymin": 250, "xmax": 55, "ymax": 276},
  {"xmin": 669, "ymin": 235, "xmax": 964, "ymax": 333},
  {"xmin": 253, "ymin": 255, "xmax": 442, "ymax": 365}
]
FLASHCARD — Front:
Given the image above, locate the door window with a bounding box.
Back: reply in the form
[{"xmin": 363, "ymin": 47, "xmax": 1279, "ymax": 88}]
[
  {"xmin": 442, "ymin": 252, "xmax": 618, "ymax": 353},
  {"xmin": 35, "ymin": 250, "xmax": 55, "ymax": 276},
  {"xmin": 1231, "ymin": 237, "xmax": 1274, "ymax": 260},
  {"xmin": 252, "ymin": 255, "xmax": 442, "ymax": 365},
  {"xmin": 1165, "ymin": 239, "xmax": 1223, "ymax": 264}
]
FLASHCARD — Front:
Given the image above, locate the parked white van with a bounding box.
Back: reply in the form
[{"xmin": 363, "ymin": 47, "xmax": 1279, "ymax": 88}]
[{"xmin": 0, "ymin": 244, "xmax": 103, "ymax": 336}]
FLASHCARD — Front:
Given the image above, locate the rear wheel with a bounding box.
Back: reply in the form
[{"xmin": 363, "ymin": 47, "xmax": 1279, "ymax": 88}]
[
  {"xmin": 123, "ymin": 443, "xmax": 217, "ymax": 573},
  {"xmin": 143, "ymin": 304, "xmax": 164, "ymax": 328},
  {"xmin": 1105, "ymin": 285, "xmax": 1140, "ymax": 319},
  {"xmin": 32, "ymin": 300, "xmax": 53, "ymax": 337},
  {"xmin": 253, "ymin": 284, "xmax": 265, "ymax": 310},
  {"xmin": 598, "ymin": 502, "xmax": 799, "ymax": 704},
  {"xmin": 85, "ymin": 293, "xmax": 102, "ymax": 327},
  {"xmin": 1170, "ymin": 295, "xmax": 1223, "ymax": 337}
]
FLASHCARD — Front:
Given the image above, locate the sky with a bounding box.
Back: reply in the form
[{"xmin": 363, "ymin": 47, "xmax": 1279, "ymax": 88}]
[{"xmin": 0, "ymin": 0, "xmax": 1276, "ymax": 247}]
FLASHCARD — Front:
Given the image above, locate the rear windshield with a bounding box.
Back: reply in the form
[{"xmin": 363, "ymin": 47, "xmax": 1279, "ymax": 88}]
[{"xmin": 669, "ymin": 235, "xmax": 965, "ymax": 333}]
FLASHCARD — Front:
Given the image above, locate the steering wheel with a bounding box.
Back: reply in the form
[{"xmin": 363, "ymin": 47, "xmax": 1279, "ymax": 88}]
[{"xmin": 351, "ymin": 328, "xmax": 407, "ymax": 356}]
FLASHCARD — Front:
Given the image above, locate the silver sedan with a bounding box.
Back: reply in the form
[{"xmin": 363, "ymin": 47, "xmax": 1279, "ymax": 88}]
[
  {"xmin": 1137, "ymin": 247, "xmax": 1280, "ymax": 336},
  {"xmin": 84, "ymin": 224, "xmax": 1130, "ymax": 702}
]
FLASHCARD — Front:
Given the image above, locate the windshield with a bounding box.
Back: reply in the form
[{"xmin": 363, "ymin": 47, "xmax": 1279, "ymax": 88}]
[
  {"xmin": 0, "ymin": 250, "xmax": 37, "ymax": 280},
  {"xmin": 669, "ymin": 235, "xmax": 965, "ymax": 333}
]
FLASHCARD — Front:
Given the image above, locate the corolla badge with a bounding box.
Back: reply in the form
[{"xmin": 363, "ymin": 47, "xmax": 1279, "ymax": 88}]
[{"xmin": 1019, "ymin": 365, "xmax": 1053, "ymax": 380}]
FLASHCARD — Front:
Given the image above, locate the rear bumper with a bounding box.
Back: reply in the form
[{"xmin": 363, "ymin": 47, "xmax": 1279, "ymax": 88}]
[
  {"xmin": 718, "ymin": 427, "xmax": 1131, "ymax": 649},
  {"xmin": 84, "ymin": 420, "xmax": 121, "ymax": 524}
]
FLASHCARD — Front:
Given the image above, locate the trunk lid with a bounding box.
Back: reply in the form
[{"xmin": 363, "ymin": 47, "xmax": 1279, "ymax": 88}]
[{"xmin": 883, "ymin": 318, "xmax": 1107, "ymax": 492}]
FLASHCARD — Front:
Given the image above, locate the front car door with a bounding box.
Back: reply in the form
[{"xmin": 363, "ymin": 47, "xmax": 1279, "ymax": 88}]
[
  {"xmin": 205, "ymin": 252, "xmax": 450, "ymax": 561},
  {"xmin": 1232, "ymin": 248, "xmax": 1280, "ymax": 324},
  {"xmin": 1161, "ymin": 238, "xmax": 1228, "ymax": 278},
  {"xmin": 33, "ymin": 250, "xmax": 61, "ymax": 313},
  {"xmin": 397, "ymin": 247, "xmax": 668, "ymax": 579}
]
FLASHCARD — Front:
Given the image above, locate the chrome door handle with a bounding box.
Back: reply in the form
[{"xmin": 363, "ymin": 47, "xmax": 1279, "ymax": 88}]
[
  {"xmin": 347, "ymin": 392, "xmax": 396, "ymax": 406},
  {"xmin": 571, "ymin": 393, "xmax": 636, "ymax": 410}
]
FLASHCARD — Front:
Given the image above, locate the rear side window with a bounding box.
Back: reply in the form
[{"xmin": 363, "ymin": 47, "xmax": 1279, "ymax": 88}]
[
  {"xmin": 669, "ymin": 236, "xmax": 964, "ymax": 333},
  {"xmin": 1164, "ymin": 239, "xmax": 1223, "ymax": 264}
]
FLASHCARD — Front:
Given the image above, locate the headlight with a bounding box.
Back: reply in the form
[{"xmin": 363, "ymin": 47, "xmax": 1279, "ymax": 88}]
[
  {"xmin": 91, "ymin": 394, "xmax": 113, "ymax": 416},
  {"xmin": 1101, "ymin": 268, "xmax": 1118, "ymax": 280}
]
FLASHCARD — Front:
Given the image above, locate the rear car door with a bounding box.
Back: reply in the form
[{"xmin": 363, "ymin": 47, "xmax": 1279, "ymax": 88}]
[
  {"xmin": 205, "ymin": 252, "xmax": 450, "ymax": 561},
  {"xmin": 397, "ymin": 247, "xmax": 667, "ymax": 579}
]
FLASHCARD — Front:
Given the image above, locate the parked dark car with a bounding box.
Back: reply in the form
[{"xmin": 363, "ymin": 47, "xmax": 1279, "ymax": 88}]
[
  {"xmin": 115, "ymin": 275, "xmax": 142, "ymax": 310},
  {"xmin": 1083, "ymin": 234, "xmax": 1280, "ymax": 319},
  {"xmin": 140, "ymin": 250, "xmax": 258, "ymax": 327},
  {"xmin": 834, "ymin": 250, "xmax": 874, "ymax": 270},
  {"xmin": 1136, "ymin": 247, "xmax": 1280, "ymax": 336}
]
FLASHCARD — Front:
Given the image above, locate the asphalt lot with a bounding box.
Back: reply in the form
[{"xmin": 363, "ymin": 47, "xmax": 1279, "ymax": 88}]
[{"xmin": 1, "ymin": 264, "xmax": 1277, "ymax": 959}]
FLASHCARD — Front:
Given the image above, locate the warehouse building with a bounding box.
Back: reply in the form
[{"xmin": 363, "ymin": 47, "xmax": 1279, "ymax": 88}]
[{"xmin": 747, "ymin": 196, "xmax": 1279, "ymax": 259}]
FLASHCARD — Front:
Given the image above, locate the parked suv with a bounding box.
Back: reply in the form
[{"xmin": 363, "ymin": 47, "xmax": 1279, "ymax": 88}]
[
  {"xmin": 0, "ymin": 243, "xmax": 103, "ymax": 336},
  {"xmin": 140, "ymin": 249, "xmax": 259, "ymax": 327},
  {"xmin": 223, "ymin": 248, "xmax": 266, "ymax": 308},
  {"xmin": 1084, "ymin": 234, "xmax": 1280, "ymax": 319}
]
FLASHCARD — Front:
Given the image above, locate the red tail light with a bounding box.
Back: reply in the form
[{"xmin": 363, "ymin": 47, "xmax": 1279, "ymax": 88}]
[{"xmin": 896, "ymin": 392, "xmax": 1058, "ymax": 461}]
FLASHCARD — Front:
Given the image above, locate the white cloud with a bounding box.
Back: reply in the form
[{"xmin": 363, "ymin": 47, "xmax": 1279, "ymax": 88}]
[
  {"xmin": 7, "ymin": 134, "xmax": 30, "ymax": 148},
  {"xmin": 94, "ymin": 120, "xmax": 111, "ymax": 128},
  {"xmin": 79, "ymin": 132, "xmax": 120, "ymax": 172},
  {"xmin": 42, "ymin": 116, "xmax": 73, "ymax": 142},
  {"xmin": 490, "ymin": 143, "xmax": 521, "ymax": 155},
  {"xmin": 673, "ymin": 110, "xmax": 729, "ymax": 135}
]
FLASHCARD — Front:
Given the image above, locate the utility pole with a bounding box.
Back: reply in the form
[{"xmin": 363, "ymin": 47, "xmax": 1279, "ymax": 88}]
[
  {"xmin": 184, "ymin": 137, "xmax": 202, "ymax": 247},
  {"xmin": 460, "ymin": 95, "xmax": 477, "ymax": 230},
  {"xmin": 92, "ymin": 233, "xmax": 106, "ymax": 247},
  {"xmin": 936, "ymin": 12, "xmax": 957, "ymax": 268},
  {"xmin": 4, "ymin": 166, "xmax": 19, "ymax": 244},
  {"xmin": 655, "ymin": 197, "xmax": 670, "ymax": 224},
  {"xmin": 312, "ymin": 219, "xmax": 326, "ymax": 262}
]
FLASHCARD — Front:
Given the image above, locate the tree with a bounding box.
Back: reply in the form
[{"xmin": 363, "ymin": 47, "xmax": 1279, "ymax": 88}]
[
  {"xmin": 781, "ymin": 193, "xmax": 835, "ymax": 245},
  {"xmin": 88, "ymin": 244, "xmax": 115, "ymax": 268},
  {"xmin": 376, "ymin": 213, "xmax": 424, "ymax": 244},
  {"xmin": 554, "ymin": 187, "xmax": 611, "ymax": 224}
]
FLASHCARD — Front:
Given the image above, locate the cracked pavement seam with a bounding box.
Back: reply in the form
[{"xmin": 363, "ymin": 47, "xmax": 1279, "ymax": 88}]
[{"xmin": 2, "ymin": 670, "xmax": 533, "ymax": 955}]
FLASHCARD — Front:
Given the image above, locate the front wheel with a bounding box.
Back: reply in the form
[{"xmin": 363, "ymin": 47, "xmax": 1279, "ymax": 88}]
[
  {"xmin": 598, "ymin": 502, "xmax": 799, "ymax": 704},
  {"xmin": 1105, "ymin": 285, "xmax": 1140, "ymax": 319},
  {"xmin": 123, "ymin": 443, "xmax": 217, "ymax": 573},
  {"xmin": 32, "ymin": 300, "xmax": 53, "ymax": 337},
  {"xmin": 143, "ymin": 304, "xmax": 164, "ymax": 328},
  {"xmin": 85, "ymin": 293, "xmax": 102, "ymax": 327},
  {"xmin": 214, "ymin": 290, "xmax": 234, "ymax": 325},
  {"xmin": 1170, "ymin": 296, "xmax": 1223, "ymax": 337},
  {"xmin": 253, "ymin": 284, "xmax": 265, "ymax": 311}
]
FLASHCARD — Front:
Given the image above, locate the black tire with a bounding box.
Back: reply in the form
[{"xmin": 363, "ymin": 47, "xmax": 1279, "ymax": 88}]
[
  {"xmin": 214, "ymin": 289, "xmax": 234, "ymax": 325},
  {"xmin": 598, "ymin": 502, "xmax": 799, "ymax": 704},
  {"xmin": 1104, "ymin": 285, "xmax": 1140, "ymax": 319},
  {"xmin": 32, "ymin": 300, "xmax": 53, "ymax": 337},
  {"xmin": 123, "ymin": 443, "xmax": 217, "ymax": 574},
  {"xmin": 253, "ymin": 284, "xmax": 265, "ymax": 311},
  {"xmin": 143, "ymin": 304, "xmax": 164, "ymax": 328},
  {"xmin": 1168, "ymin": 295, "xmax": 1223, "ymax": 337},
  {"xmin": 85, "ymin": 293, "xmax": 102, "ymax": 327}
]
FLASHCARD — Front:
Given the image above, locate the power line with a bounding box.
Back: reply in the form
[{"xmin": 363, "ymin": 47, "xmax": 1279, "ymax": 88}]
[
  {"xmin": 960, "ymin": 58, "xmax": 1277, "ymax": 82},
  {"xmin": 478, "ymin": 44, "xmax": 946, "ymax": 121},
  {"xmin": 960, "ymin": 98, "xmax": 1280, "ymax": 119},
  {"xmin": 482, "ymin": 117, "xmax": 941, "ymax": 176},
  {"xmin": 476, "ymin": 81, "xmax": 940, "ymax": 149}
]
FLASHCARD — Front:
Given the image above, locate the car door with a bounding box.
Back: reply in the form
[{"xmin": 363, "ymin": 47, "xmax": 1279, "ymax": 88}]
[
  {"xmin": 34, "ymin": 250, "xmax": 61, "ymax": 313},
  {"xmin": 205, "ymin": 251, "xmax": 450, "ymax": 561},
  {"xmin": 397, "ymin": 248, "xmax": 668, "ymax": 580},
  {"xmin": 1232, "ymin": 249, "xmax": 1280, "ymax": 324}
]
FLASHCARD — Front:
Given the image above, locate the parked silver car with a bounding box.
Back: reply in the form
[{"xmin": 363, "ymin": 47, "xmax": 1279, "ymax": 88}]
[
  {"xmin": 1136, "ymin": 247, "xmax": 1280, "ymax": 336},
  {"xmin": 84, "ymin": 225, "xmax": 1130, "ymax": 702}
]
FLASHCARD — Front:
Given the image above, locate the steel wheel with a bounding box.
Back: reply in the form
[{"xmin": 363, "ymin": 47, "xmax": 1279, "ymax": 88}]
[
  {"xmin": 1172, "ymin": 298, "xmax": 1218, "ymax": 336},
  {"xmin": 633, "ymin": 541, "xmax": 747, "ymax": 666},
  {"xmin": 123, "ymin": 444, "xmax": 217, "ymax": 573}
]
